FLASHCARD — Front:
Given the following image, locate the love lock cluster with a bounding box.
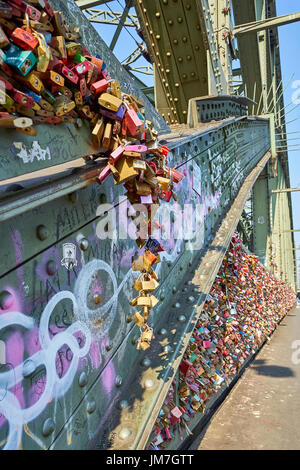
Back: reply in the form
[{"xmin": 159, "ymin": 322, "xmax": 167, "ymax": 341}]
[{"xmin": 130, "ymin": 238, "xmax": 164, "ymax": 350}]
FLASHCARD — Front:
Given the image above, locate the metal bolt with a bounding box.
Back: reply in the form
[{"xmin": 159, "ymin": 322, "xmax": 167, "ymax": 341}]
[
  {"xmin": 46, "ymin": 260, "xmax": 57, "ymax": 276},
  {"xmin": 68, "ymin": 192, "xmax": 78, "ymax": 203},
  {"xmin": 178, "ymin": 315, "xmax": 186, "ymax": 322},
  {"xmin": 141, "ymin": 357, "xmax": 151, "ymax": 367},
  {"xmin": 155, "ymin": 12, "xmax": 160, "ymax": 18},
  {"xmin": 188, "ymin": 296, "xmax": 195, "ymax": 303},
  {"xmin": 87, "ymin": 400, "xmax": 96, "ymax": 414},
  {"xmin": 144, "ymin": 379, "xmax": 155, "ymax": 389},
  {"xmin": 42, "ymin": 418, "xmax": 55, "ymax": 437},
  {"xmin": 159, "ymin": 328, "xmax": 167, "ymax": 335},
  {"xmin": 173, "ymin": 302, "xmax": 181, "ymax": 308},
  {"xmin": 0, "ymin": 291, "xmax": 13, "ymax": 310},
  {"xmin": 119, "ymin": 428, "xmax": 132, "ymax": 440},
  {"xmin": 118, "ymin": 400, "xmax": 129, "ymax": 410},
  {"xmin": 115, "ymin": 375, "xmax": 123, "ymax": 387},
  {"xmin": 36, "ymin": 225, "xmax": 49, "ymax": 241},
  {"xmin": 79, "ymin": 238, "xmax": 89, "ymax": 251},
  {"xmin": 78, "ymin": 371, "xmax": 88, "ymax": 387}
]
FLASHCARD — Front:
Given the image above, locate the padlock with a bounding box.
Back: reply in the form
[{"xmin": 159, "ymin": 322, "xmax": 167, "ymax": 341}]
[
  {"xmin": 141, "ymin": 328, "xmax": 154, "ymax": 342},
  {"xmin": 90, "ymin": 78, "xmax": 108, "ymax": 96},
  {"xmin": 0, "ymin": 2, "xmax": 13, "ymax": 19},
  {"xmin": 98, "ymin": 92, "xmax": 122, "ymax": 112},
  {"xmin": 97, "ymin": 164, "xmax": 111, "ymax": 184},
  {"xmin": 39, "ymin": 70, "xmax": 65, "ymax": 87},
  {"xmin": 24, "ymin": 3, "xmax": 42, "ymax": 21},
  {"xmin": 79, "ymin": 77, "xmax": 87, "ymax": 96},
  {"xmin": 102, "ymin": 121, "xmax": 112, "ymax": 149},
  {"xmin": 90, "ymin": 55, "xmax": 104, "ymax": 73},
  {"xmin": 141, "ymin": 279, "xmax": 159, "ymax": 292},
  {"xmin": 53, "ymin": 95, "xmax": 75, "ymax": 117},
  {"xmin": 53, "ymin": 10, "xmax": 69, "ymax": 37},
  {"xmin": 133, "ymin": 159, "xmax": 147, "ymax": 171},
  {"xmin": 11, "ymin": 28, "xmax": 39, "ymax": 51},
  {"xmin": 156, "ymin": 176, "xmax": 170, "ymax": 191},
  {"xmin": 135, "ymin": 180, "xmax": 152, "ymax": 196},
  {"xmin": 41, "ymin": 87, "xmax": 55, "ymax": 104},
  {"xmin": 4, "ymin": 45, "xmax": 37, "ymax": 76},
  {"xmin": 109, "ymin": 80, "xmax": 122, "ymax": 99},
  {"xmin": 131, "ymin": 312, "xmax": 144, "ymax": 327},
  {"xmin": 0, "ymin": 89, "xmax": 14, "ymax": 108},
  {"xmin": 137, "ymin": 340, "xmax": 150, "ymax": 351},
  {"xmin": 74, "ymin": 60, "xmax": 91, "ymax": 77},
  {"xmin": 52, "ymin": 36, "xmax": 67, "ymax": 62},
  {"xmin": 59, "ymin": 86, "xmax": 73, "ymax": 99},
  {"xmin": 72, "ymin": 53, "xmax": 86, "ymax": 64},
  {"xmin": 74, "ymin": 90, "xmax": 82, "ymax": 106},
  {"xmin": 0, "ymin": 25, "xmax": 10, "ymax": 48},
  {"xmin": 98, "ymin": 103, "xmax": 126, "ymax": 122},
  {"xmin": 11, "ymin": 89, "xmax": 35, "ymax": 108},
  {"xmin": 124, "ymin": 108, "xmax": 143, "ymax": 137},
  {"xmin": 125, "ymin": 144, "xmax": 147, "ymax": 154},
  {"xmin": 86, "ymin": 62, "xmax": 98, "ymax": 85},
  {"xmin": 61, "ymin": 65, "xmax": 78, "ymax": 84},
  {"xmin": 114, "ymin": 156, "xmax": 138, "ymax": 184},
  {"xmin": 66, "ymin": 42, "xmax": 82, "ymax": 57},
  {"xmin": 132, "ymin": 255, "xmax": 145, "ymax": 271},
  {"xmin": 110, "ymin": 145, "xmax": 124, "ymax": 164}
]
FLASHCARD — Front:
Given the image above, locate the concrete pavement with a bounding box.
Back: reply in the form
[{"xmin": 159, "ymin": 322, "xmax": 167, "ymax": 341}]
[{"xmin": 190, "ymin": 306, "xmax": 300, "ymax": 450}]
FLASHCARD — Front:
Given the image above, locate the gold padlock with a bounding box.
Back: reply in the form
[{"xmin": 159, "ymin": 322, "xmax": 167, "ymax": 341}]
[
  {"xmin": 92, "ymin": 117, "xmax": 105, "ymax": 147},
  {"xmin": 135, "ymin": 180, "xmax": 152, "ymax": 196},
  {"xmin": 137, "ymin": 296, "xmax": 152, "ymax": 307},
  {"xmin": 131, "ymin": 312, "xmax": 144, "ymax": 327},
  {"xmin": 141, "ymin": 328, "xmax": 153, "ymax": 342},
  {"xmin": 102, "ymin": 122, "xmax": 112, "ymax": 149},
  {"xmin": 98, "ymin": 93, "xmax": 122, "ymax": 112},
  {"xmin": 141, "ymin": 279, "xmax": 159, "ymax": 292},
  {"xmin": 114, "ymin": 156, "xmax": 138, "ymax": 184},
  {"xmin": 132, "ymin": 255, "xmax": 145, "ymax": 271},
  {"xmin": 110, "ymin": 80, "xmax": 122, "ymax": 99},
  {"xmin": 137, "ymin": 341, "xmax": 150, "ymax": 351}
]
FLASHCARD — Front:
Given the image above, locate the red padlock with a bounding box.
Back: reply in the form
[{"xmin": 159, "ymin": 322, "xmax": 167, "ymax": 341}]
[
  {"xmin": 124, "ymin": 108, "xmax": 143, "ymax": 137},
  {"xmin": 90, "ymin": 78, "xmax": 108, "ymax": 96},
  {"xmin": 11, "ymin": 27, "xmax": 39, "ymax": 50}
]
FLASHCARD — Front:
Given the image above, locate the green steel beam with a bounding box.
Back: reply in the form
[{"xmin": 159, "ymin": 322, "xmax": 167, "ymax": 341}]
[
  {"xmin": 109, "ymin": 0, "xmax": 133, "ymax": 51},
  {"xmin": 233, "ymin": 11, "xmax": 300, "ymax": 35},
  {"xmin": 75, "ymin": 0, "xmax": 114, "ymax": 8}
]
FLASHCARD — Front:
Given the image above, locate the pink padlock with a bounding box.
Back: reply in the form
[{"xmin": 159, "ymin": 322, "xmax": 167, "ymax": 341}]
[
  {"xmin": 97, "ymin": 164, "xmax": 111, "ymax": 184},
  {"xmin": 124, "ymin": 144, "xmax": 147, "ymax": 153},
  {"xmin": 74, "ymin": 60, "xmax": 91, "ymax": 77},
  {"xmin": 124, "ymin": 108, "xmax": 143, "ymax": 137},
  {"xmin": 110, "ymin": 145, "xmax": 124, "ymax": 164}
]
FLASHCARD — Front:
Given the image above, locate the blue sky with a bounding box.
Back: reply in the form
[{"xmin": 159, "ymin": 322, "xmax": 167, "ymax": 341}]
[{"xmin": 89, "ymin": 0, "xmax": 300, "ymax": 281}]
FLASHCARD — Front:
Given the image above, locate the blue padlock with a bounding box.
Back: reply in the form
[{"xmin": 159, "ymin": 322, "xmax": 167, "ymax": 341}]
[{"xmin": 4, "ymin": 44, "xmax": 37, "ymax": 76}]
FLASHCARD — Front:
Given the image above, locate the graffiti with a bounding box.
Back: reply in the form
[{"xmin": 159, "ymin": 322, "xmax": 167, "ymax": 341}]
[{"xmin": 12, "ymin": 141, "xmax": 52, "ymax": 164}]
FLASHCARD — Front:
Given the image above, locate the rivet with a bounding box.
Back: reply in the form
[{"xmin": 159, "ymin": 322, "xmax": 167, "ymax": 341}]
[
  {"xmin": 99, "ymin": 193, "xmax": 107, "ymax": 204},
  {"xmin": 0, "ymin": 291, "xmax": 13, "ymax": 310},
  {"xmin": 173, "ymin": 39, "xmax": 178, "ymax": 44},
  {"xmin": 119, "ymin": 428, "xmax": 132, "ymax": 440},
  {"xmin": 188, "ymin": 296, "xmax": 195, "ymax": 303},
  {"xmin": 144, "ymin": 379, "xmax": 155, "ymax": 389},
  {"xmin": 42, "ymin": 418, "xmax": 55, "ymax": 437},
  {"xmin": 166, "ymin": 52, "xmax": 171, "ymax": 57},
  {"xmin": 118, "ymin": 400, "xmax": 129, "ymax": 410},
  {"xmin": 79, "ymin": 238, "xmax": 89, "ymax": 251},
  {"xmin": 87, "ymin": 400, "xmax": 96, "ymax": 414},
  {"xmin": 126, "ymin": 316, "xmax": 132, "ymax": 323},
  {"xmin": 155, "ymin": 12, "xmax": 160, "ymax": 18},
  {"xmin": 174, "ymin": 98, "xmax": 179, "ymax": 102},
  {"xmin": 163, "ymin": 0, "xmax": 168, "ymax": 3},
  {"xmin": 68, "ymin": 192, "xmax": 78, "ymax": 203},
  {"xmin": 166, "ymin": 68, "xmax": 170, "ymax": 73},
  {"xmin": 46, "ymin": 260, "xmax": 57, "ymax": 276},
  {"xmin": 178, "ymin": 315, "xmax": 186, "ymax": 322},
  {"xmin": 23, "ymin": 359, "xmax": 36, "ymax": 378},
  {"xmin": 93, "ymin": 293, "xmax": 102, "ymax": 304},
  {"xmin": 182, "ymin": 36, "xmax": 187, "ymax": 43},
  {"xmin": 178, "ymin": 57, "xmax": 183, "ymax": 62},
  {"xmin": 186, "ymin": 3, "xmax": 191, "ymax": 9},
  {"xmin": 175, "ymin": 83, "xmax": 180, "ymax": 87},
  {"xmin": 195, "ymin": 45, "xmax": 200, "ymax": 51},
  {"xmin": 78, "ymin": 371, "xmax": 88, "ymax": 387},
  {"xmin": 183, "ymin": 110, "xmax": 187, "ymax": 114},
  {"xmin": 156, "ymin": 34, "xmax": 161, "ymax": 39},
  {"xmin": 163, "ymin": 345, "xmax": 172, "ymax": 353},
  {"xmin": 173, "ymin": 302, "xmax": 181, "ymax": 308},
  {"xmin": 183, "ymin": 73, "xmax": 187, "ymax": 79},
  {"xmin": 115, "ymin": 375, "xmax": 123, "ymax": 387},
  {"xmin": 160, "ymin": 294, "xmax": 165, "ymax": 301},
  {"xmin": 178, "ymin": 17, "xmax": 183, "ymax": 23},
  {"xmin": 106, "ymin": 343, "xmax": 113, "ymax": 351},
  {"xmin": 36, "ymin": 225, "xmax": 49, "ymax": 241},
  {"xmin": 172, "ymin": 286, "xmax": 177, "ymax": 293},
  {"xmin": 159, "ymin": 328, "xmax": 167, "ymax": 335},
  {"xmin": 187, "ymin": 55, "xmax": 191, "ymax": 61},
  {"xmin": 141, "ymin": 357, "xmax": 151, "ymax": 367},
  {"xmin": 168, "ymin": 20, "xmax": 173, "ymax": 25},
  {"xmin": 191, "ymin": 72, "xmax": 196, "ymax": 77}
]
